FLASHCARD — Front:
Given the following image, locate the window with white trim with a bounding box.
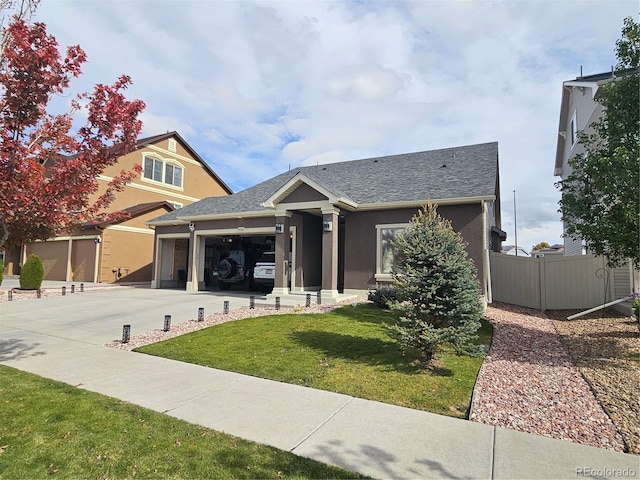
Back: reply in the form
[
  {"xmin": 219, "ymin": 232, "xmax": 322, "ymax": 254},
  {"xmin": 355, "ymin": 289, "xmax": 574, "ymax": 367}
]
[
  {"xmin": 165, "ymin": 163, "xmax": 183, "ymax": 187},
  {"xmin": 375, "ymin": 224, "xmax": 409, "ymax": 278},
  {"xmin": 144, "ymin": 156, "xmax": 163, "ymax": 182},
  {"xmin": 142, "ymin": 155, "xmax": 183, "ymax": 188},
  {"xmin": 570, "ymin": 111, "xmax": 578, "ymax": 147}
]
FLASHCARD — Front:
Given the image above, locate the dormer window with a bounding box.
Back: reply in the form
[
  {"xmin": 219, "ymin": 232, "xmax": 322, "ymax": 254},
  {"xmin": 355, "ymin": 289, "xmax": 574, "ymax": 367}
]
[{"xmin": 143, "ymin": 155, "xmax": 183, "ymax": 188}]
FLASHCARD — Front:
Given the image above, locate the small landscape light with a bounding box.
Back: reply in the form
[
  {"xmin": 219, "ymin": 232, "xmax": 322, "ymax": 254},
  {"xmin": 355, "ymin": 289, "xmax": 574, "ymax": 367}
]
[
  {"xmin": 163, "ymin": 315, "xmax": 171, "ymax": 332},
  {"xmin": 317, "ymin": 291, "xmax": 321, "ymax": 305},
  {"xmin": 80, "ymin": 283, "xmax": 84, "ymax": 292},
  {"xmin": 305, "ymin": 294, "xmax": 311, "ymax": 308},
  {"xmin": 198, "ymin": 307, "xmax": 204, "ymax": 322},
  {"xmin": 61, "ymin": 286, "xmax": 66, "ymax": 296},
  {"xmin": 8, "ymin": 290, "xmax": 12, "ymax": 301},
  {"xmin": 71, "ymin": 284, "xmax": 75, "ymax": 294},
  {"xmin": 223, "ymin": 300, "xmax": 229, "ymax": 314},
  {"xmin": 122, "ymin": 325, "xmax": 131, "ymax": 344},
  {"xmin": 249, "ymin": 295, "xmax": 255, "ymax": 310},
  {"xmin": 37, "ymin": 289, "xmax": 42, "ymax": 299},
  {"xmin": 275, "ymin": 297, "xmax": 281, "ymax": 310}
]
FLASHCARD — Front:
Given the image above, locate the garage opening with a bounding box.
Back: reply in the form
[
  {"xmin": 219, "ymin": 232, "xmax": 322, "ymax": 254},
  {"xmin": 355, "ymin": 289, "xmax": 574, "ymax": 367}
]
[{"xmin": 203, "ymin": 235, "xmax": 278, "ymax": 292}]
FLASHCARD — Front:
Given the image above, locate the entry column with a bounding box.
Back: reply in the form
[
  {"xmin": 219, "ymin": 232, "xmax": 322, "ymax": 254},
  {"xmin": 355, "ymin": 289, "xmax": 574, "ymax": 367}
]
[
  {"xmin": 272, "ymin": 213, "xmax": 291, "ymax": 297},
  {"xmin": 321, "ymin": 207, "xmax": 340, "ymax": 302}
]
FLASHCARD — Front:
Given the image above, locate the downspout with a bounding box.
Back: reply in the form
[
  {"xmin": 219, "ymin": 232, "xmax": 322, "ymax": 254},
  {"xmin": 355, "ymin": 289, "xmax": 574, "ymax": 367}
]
[
  {"xmin": 483, "ymin": 200, "xmax": 492, "ymax": 305},
  {"xmin": 93, "ymin": 236, "xmax": 101, "ymax": 283},
  {"xmin": 66, "ymin": 238, "xmax": 73, "ymax": 281}
]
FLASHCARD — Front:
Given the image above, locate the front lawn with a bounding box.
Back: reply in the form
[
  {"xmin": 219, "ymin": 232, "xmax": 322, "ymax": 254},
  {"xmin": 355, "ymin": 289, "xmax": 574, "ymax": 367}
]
[
  {"xmin": 0, "ymin": 365, "xmax": 366, "ymax": 479},
  {"xmin": 136, "ymin": 303, "xmax": 492, "ymax": 418}
]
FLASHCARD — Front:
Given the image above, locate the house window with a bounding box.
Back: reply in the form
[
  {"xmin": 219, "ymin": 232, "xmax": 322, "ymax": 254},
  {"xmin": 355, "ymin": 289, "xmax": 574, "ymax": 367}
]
[
  {"xmin": 570, "ymin": 111, "xmax": 578, "ymax": 147},
  {"xmin": 144, "ymin": 156, "xmax": 163, "ymax": 182},
  {"xmin": 142, "ymin": 155, "xmax": 184, "ymax": 188},
  {"xmin": 376, "ymin": 224, "xmax": 409, "ymax": 278},
  {"xmin": 165, "ymin": 163, "xmax": 183, "ymax": 187}
]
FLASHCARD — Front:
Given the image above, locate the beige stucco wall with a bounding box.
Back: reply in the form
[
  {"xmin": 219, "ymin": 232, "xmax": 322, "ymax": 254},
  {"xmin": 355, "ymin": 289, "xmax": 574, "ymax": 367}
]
[
  {"xmin": 97, "ymin": 136, "xmax": 230, "ymax": 212},
  {"xmin": 100, "ymin": 228, "xmax": 154, "ymax": 283}
]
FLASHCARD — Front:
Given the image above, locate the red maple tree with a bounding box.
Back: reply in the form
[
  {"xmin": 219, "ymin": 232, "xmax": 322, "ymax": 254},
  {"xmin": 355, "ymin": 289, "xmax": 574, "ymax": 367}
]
[{"xmin": 0, "ymin": 18, "xmax": 145, "ymax": 249}]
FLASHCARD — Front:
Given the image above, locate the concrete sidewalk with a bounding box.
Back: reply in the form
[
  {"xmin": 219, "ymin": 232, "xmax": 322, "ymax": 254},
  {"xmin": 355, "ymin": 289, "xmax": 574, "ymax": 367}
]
[{"xmin": 1, "ymin": 283, "xmax": 638, "ymax": 479}]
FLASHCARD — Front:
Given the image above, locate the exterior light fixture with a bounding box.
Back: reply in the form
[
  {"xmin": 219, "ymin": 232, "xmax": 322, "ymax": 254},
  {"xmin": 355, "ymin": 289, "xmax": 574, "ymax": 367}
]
[
  {"xmin": 198, "ymin": 307, "xmax": 204, "ymax": 322},
  {"xmin": 223, "ymin": 300, "xmax": 229, "ymax": 314},
  {"xmin": 71, "ymin": 284, "xmax": 75, "ymax": 294},
  {"xmin": 323, "ymin": 220, "xmax": 333, "ymax": 232},
  {"xmin": 163, "ymin": 315, "xmax": 171, "ymax": 332},
  {"xmin": 188, "ymin": 222, "xmax": 195, "ymax": 232},
  {"xmin": 80, "ymin": 283, "xmax": 84, "ymax": 292},
  {"xmin": 305, "ymin": 294, "xmax": 311, "ymax": 308},
  {"xmin": 317, "ymin": 291, "xmax": 321, "ymax": 305},
  {"xmin": 249, "ymin": 295, "xmax": 255, "ymax": 309},
  {"xmin": 62, "ymin": 286, "xmax": 66, "ymax": 296},
  {"xmin": 275, "ymin": 297, "xmax": 281, "ymax": 310}
]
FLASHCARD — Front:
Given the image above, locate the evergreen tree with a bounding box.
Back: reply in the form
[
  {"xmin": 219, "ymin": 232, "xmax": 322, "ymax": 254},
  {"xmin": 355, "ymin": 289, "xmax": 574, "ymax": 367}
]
[{"xmin": 389, "ymin": 202, "xmax": 483, "ymax": 363}]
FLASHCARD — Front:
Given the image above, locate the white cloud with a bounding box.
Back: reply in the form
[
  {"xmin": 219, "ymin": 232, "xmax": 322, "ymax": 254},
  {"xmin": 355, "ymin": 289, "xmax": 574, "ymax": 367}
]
[{"xmin": 35, "ymin": 0, "xmax": 637, "ymax": 251}]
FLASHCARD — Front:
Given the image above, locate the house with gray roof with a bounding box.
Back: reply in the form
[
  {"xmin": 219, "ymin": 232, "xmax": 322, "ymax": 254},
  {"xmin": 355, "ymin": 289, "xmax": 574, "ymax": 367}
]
[{"xmin": 148, "ymin": 141, "xmax": 505, "ymax": 302}]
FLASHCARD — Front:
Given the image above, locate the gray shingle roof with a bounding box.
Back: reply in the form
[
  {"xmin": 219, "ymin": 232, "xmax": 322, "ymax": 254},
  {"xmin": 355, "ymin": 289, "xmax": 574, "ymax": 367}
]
[{"xmin": 150, "ymin": 141, "xmax": 498, "ymax": 223}]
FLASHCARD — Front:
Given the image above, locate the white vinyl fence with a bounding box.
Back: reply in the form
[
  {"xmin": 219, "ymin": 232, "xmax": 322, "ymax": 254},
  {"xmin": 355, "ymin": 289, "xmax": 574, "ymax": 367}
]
[{"xmin": 489, "ymin": 252, "xmax": 634, "ymax": 310}]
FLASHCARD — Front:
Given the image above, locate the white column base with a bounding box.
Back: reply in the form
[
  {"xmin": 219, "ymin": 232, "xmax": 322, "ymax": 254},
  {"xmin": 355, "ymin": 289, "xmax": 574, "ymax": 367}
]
[
  {"xmin": 271, "ymin": 287, "xmax": 290, "ymax": 297},
  {"xmin": 319, "ymin": 289, "xmax": 342, "ymax": 304}
]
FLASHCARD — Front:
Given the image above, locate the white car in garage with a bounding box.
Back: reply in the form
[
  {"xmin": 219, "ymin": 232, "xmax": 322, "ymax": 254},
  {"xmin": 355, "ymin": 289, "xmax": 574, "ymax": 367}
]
[{"xmin": 253, "ymin": 251, "xmax": 275, "ymax": 293}]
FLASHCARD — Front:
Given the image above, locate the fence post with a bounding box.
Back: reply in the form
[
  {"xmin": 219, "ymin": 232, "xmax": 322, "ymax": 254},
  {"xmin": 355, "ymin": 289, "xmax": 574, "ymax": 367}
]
[{"xmin": 539, "ymin": 255, "xmax": 546, "ymax": 311}]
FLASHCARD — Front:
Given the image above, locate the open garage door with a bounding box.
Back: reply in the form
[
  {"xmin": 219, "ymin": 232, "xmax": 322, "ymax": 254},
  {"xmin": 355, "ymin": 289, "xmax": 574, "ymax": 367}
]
[{"xmin": 203, "ymin": 235, "xmax": 276, "ymax": 292}]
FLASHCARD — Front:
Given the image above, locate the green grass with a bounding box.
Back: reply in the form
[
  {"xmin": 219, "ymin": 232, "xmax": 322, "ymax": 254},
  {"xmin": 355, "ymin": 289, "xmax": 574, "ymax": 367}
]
[
  {"xmin": 0, "ymin": 364, "xmax": 367, "ymax": 479},
  {"xmin": 136, "ymin": 303, "xmax": 493, "ymax": 418}
]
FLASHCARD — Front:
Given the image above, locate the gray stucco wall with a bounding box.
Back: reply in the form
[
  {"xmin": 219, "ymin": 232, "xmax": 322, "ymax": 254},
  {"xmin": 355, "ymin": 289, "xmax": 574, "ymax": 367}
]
[{"xmin": 342, "ymin": 203, "xmax": 485, "ymax": 291}]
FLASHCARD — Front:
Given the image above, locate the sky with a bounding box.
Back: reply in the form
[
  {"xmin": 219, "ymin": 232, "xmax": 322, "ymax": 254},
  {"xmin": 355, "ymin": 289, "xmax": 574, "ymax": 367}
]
[{"xmin": 31, "ymin": 0, "xmax": 637, "ymax": 253}]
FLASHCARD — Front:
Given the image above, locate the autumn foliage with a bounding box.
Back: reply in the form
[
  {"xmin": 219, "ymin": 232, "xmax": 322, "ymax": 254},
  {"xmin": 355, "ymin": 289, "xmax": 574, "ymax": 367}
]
[{"xmin": 0, "ymin": 18, "xmax": 145, "ymax": 249}]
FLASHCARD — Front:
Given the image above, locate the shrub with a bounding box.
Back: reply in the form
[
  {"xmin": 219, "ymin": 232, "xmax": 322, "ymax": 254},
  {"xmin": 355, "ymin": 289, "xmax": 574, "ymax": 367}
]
[
  {"xmin": 368, "ymin": 284, "xmax": 399, "ymax": 308},
  {"xmin": 20, "ymin": 254, "xmax": 44, "ymax": 290},
  {"xmin": 388, "ymin": 202, "xmax": 483, "ymax": 364}
]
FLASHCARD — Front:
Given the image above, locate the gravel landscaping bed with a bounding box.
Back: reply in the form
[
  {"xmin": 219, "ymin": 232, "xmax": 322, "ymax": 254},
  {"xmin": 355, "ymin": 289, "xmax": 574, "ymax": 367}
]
[
  {"xmin": 470, "ymin": 302, "xmax": 635, "ymax": 454},
  {"xmin": 105, "ymin": 302, "xmax": 359, "ymax": 351},
  {"xmin": 0, "ymin": 283, "xmax": 140, "ymax": 302},
  {"xmin": 547, "ymin": 308, "xmax": 639, "ymax": 455}
]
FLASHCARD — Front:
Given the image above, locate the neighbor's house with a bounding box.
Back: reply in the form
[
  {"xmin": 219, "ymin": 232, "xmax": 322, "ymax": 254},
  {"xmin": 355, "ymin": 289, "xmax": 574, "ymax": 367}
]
[
  {"xmin": 554, "ymin": 70, "xmax": 639, "ymax": 304},
  {"xmin": 4, "ymin": 131, "xmax": 232, "ymax": 283},
  {"xmin": 554, "ymin": 70, "xmax": 620, "ymax": 256},
  {"xmin": 148, "ymin": 141, "xmax": 505, "ymax": 303}
]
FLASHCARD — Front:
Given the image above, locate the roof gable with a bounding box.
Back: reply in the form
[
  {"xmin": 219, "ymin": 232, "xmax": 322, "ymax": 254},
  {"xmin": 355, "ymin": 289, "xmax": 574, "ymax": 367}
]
[
  {"xmin": 262, "ymin": 172, "xmax": 355, "ymax": 209},
  {"xmin": 137, "ymin": 131, "xmax": 233, "ymax": 195}
]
